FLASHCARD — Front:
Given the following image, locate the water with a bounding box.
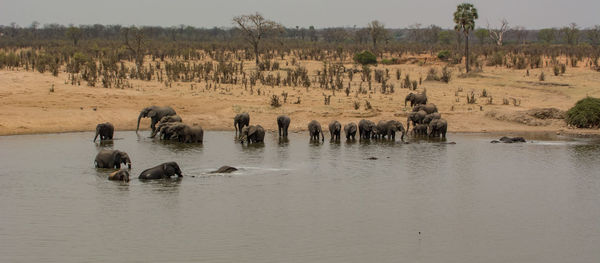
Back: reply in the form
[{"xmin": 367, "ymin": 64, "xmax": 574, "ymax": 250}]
[{"xmin": 1, "ymin": 131, "xmax": 600, "ymax": 263}]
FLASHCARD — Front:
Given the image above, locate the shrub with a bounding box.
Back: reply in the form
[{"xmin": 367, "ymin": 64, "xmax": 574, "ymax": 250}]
[
  {"xmin": 441, "ymin": 66, "xmax": 451, "ymax": 83},
  {"xmin": 353, "ymin": 51, "xmax": 377, "ymax": 65},
  {"xmin": 426, "ymin": 67, "xmax": 439, "ymax": 81},
  {"xmin": 270, "ymin": 95, "xmax": 281, "ymax": 107},
  {"xmin": 539, "ymin": 72, "xmax": 545, "ymax": 81},
  {"xmin": 437, "ymin": 50, "xmax": 451, "ymax": 61},
  {"xmin": 566, "ymin": 97, "xmax": 600, "ymax": 128},
  {"xmin": 553, "ymin": 64, "xmax": 560, "ymax": 76}
]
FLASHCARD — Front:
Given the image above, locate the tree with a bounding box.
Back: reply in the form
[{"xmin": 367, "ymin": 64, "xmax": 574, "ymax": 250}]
[
  {"xmin": 233, "ymin": 13, "xmax": 283, "ymax": 65},
  {"xmin": 437, "ymin": 30, "xmax": 452, "ymax": 45},
  {"xmin": 561, "ymin": 23, "xmax": 579, "ymax": 45},
  {"xmin": 537, "ymin": 28, "xmax": 556, "ymax": 44},
  {"xmin": 424, "ymin": 25, "xmax": 442, "ymax": 44},
  {"xmin": 474, "ymin": 28, "xmax": 488, "ymax": 45},
  {"xmin": 308, "ymin": 26, "xmax": 317, "ymax": 42},
  {"xmin": 66, "ymin": 26, "xmax": 82, "ymax": 46},
  {"xmin": 488, "ymin": 19, "xmax": 509, "ymax": 46},
  {"xmin": 586, "ymin": 25, "xmax": 600, "ymax": 46},
  {"xmin": 454, "ymin": 3, "xmax": 478, "ymax": 72},
  {"xmin": 122, "ymin": 26, "xmax": 146, "ymax": 68},
  {"xmin": 368, "ymin": 20, "xmax": 387, "ymax": 51}
]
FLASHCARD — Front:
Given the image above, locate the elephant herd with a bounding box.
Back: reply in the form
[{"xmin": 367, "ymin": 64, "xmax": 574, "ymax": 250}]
[{"xmin": 93, "ymin": 100, "xmax": 449, "ymax": 182}]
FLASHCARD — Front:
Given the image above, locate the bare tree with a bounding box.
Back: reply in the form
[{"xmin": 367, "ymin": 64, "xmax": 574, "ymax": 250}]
[
  {"xmin": 368, "ymin": 20, "xmax": 388, "ymax": 51},
  {"xmin": 233, "ymin": 13, "xmax": 283, "ymax": 65},
  {"xmin": 488, "ymin": 19, "xmax": 509, "ymax": 46},
  {"xmin": 122, "ymin": 26, "xmax": 146, "ymax": 68}
]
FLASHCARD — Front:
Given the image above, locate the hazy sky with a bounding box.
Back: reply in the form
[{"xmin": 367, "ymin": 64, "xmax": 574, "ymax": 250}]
[{"xmin": 1, "ymin": 0, "xmax": 598, "ymax": 29}]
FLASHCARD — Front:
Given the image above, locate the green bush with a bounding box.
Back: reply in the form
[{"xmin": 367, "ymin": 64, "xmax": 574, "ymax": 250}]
[
  {"xmin": 566, "ymin": 97, "xmax": 600, "ymax": 128},
  {"xmin": 353, "ymin": 51, "xmax": 377, "ymax": 65},
  {"xmin": 437, "ymin": 50, "xmax": 451, "ymax": 61}
]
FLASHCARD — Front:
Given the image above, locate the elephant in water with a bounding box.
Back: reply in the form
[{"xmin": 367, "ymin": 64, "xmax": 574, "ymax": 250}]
[
  {"xmin": 94, "ymin": 122, "xmax": 114, "ymax": 142},
  {"xmin": 491, "ymin": 137, "xmax": 526, "ymax": 143},
  {"xmin": 95, "ymin": 150, "xmax": 132, "ymax": 169},
  {"xmin": 422, "ymin": 112, "xmax": 441, "ymax": 124},
  {"xmin": 172, "ymin": 124, "xmax": 204, "ymax": 143},
  {"xmin": 413, "ymin": 104, "xmax": 438, "ymax": 114},
  {"xmin": 241, "ymin": 125, "xmax": 265, "ymax": 144},
  {"xmin": 209, "ymin": 166, "xmax": 238, "ymax": 174},
  {"xmin": 328, "ymin": 120, "xmax": 342, "ymax": 141},
  {"xmin": 139, "ymin": 162, "xmax": 182, "ymax": 180},
  {"xmin": 428, "ymin": 118, "xmax": 448, "ymax": 138},
  {"xmin": 234, "ymin": 113, "xmax": 250, "ymax": 138},
  {"xmin": 358, "ymin": 119, "xmax": 377, "ymax": 140},
  {"xmin": 376, "ymin": 120, "xmax": 406, "ymax": 141},
  {"xmin": 344, "ymin": 122, "xmax": 357, "ymax": 141},
  {"xmin": 108, "ymin": 170, "xmax": 130, "ymax": 182},
  {"xmin": 136, "ymin": 106, "xmax": 177, "ymax": 134},
  {"xmin": 412, "ymin": 124, "xmax": 428, "ymax": 136},
  {"xmin": 150, "ymin": 116, "xmax": 183, "ymax": 138},
  {"xmin": 407, "ymin": 110, "xmax": 427, "ymax": 132},
  {"xmin": 308, "ymin": 120, "xmax": 324, "ymax": 141},
  {"xmin": 277, "ymin": 115, "xmax": 291, "ymax": 138},
  {"xmin": 405, "ymin": 93, "xmax": 428, "ymax": 107}
]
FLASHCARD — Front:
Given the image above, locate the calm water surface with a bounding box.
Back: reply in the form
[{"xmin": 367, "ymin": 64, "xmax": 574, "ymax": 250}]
[{"xmin": 1, "ymin": 131, "xmax": 600, "ymax": 263}]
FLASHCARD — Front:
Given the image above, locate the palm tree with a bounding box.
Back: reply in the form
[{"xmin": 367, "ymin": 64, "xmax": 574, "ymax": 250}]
[{"xmin": 454, "ymin": 3, "xmax": 478, "ymax": 72}]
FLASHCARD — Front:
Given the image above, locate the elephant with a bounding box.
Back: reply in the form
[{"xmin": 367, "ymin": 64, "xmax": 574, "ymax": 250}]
[
  {"xmin": 491, "ymin": 137, "xmax": 526, "ymax": 143},
  {"xmin": 308, "ymin": 120, "xmax": 325, "ymax": 141},
  {"xmin": 150, "ymin": 116, "xmax": 183, "ymax": 138},
  {"xmin": 344, "ymin": 122, "xmax": 357, "ymax": 141},
  {"xmin": 209, "ymin": 166, "xmax": 238, "ymax": 174},
  {"xmin": 277, "ymin": 115, "xmax": 291, "ymax": 137},
  {"xmin": 94, "ymin": 122, "xmax": 114, "ymax": 142},
  {"xmin": 412, "ymin": 124, "xmax": 428, "ymax": 136},
  {"xmin": 138, "ymin": 162, "xmax": 183, "ymax": 180},
  {"xmin": 234, "ymin": 113, "xmax": 250, "ymax": 138},
  {"xmin": 241, "ymin": 125, "xmax": 265, "ymax": 144},
  {"xmin": 108, "ymin": 170, "xmax": 130, "ymax": 182},
  {"xmin": 376, "ymin": 120, "xmax": 406, "ymax": 141},
  {"xmin": 413, "ymin": 103, "xmax": 438, "ymax": 114},
  {"xmin": 329, "ymin": 120, "xmax": 342, "ymax": 141},
  {"xmin": 405, "ymin": 93, "xmax": 428, "ymax": 107},
  {"xmin": 422, "ymin": 112, "xmax": 441, "ymax": 124},
  {"xmin": 171, "ymin": 124, "xmax": 204, "ymax": 143},
  {"xmin": 95, "ymin": 150, "xmax": 132, "ymax": 169},
  {"xmin": 358, "ymin": 119, "xmax": 377, "ymax": 139},
  {"xmin": 136, "ymin": 106, "xmax": 177, "ymax": 134},
  {"xmin": 407, "ymin": 110, "xmax": 427, "ymax": 132},
  {"xmin": 428, "ymin": 118, "xmax": 448, "ymax": 138},
  {"xmin": 154, "ymin": 122, "xmax": 182, "ymax": 140}
]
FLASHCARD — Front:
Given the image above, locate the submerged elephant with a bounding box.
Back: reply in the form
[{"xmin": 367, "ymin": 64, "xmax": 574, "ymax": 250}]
[
  {"xmin": 405, "ymin": 93, "xmax": 428, "ymax": 107},
  {"xmin": 234, "ymin": 113, "xmax": 250, "ymax": 138},
  {"xmin": 344, "ymin": 122, "xmax": 357, "ymax": 141},
  {"xmin": 138, "ymin": 162, "xmax": 182, "ymax": 180},
  {"xmin": 94, "ymin": 122, "xmax": 114, "ymax": 142},
  {"xmin": 413, "ymin": 103, "xmax": 438, "ymax": 114},
  {"xmin": 209, "ymin": 166, "xmax": 238, "ymax": 174},
  {"xmin": 136, "ymin": 106, "xmax": 177, "ymax": 134},
  {"xmin": 108, "ymin": 170, "xmax": 130, "ymax": 182},
  {"xmin": 376, "ymin": 120, "xmax": 406, "ymax": 141},
  {"xmin": 491, "ymin": 137, "xmax": 526, "ymax": 143},
  {"xmin": 407, "ymin": 110, "xmax": 427, "ymax": 132},
  {"xmin": 277, "ymin": 115, "xmax": 290, "ymax": 137},
  {"xmin": 241, "ymin": 125, "xmax": 265, "ymax": 144},
  {"xmin": 95, "ymin": 150, "xmax": 132, "ymax": 169},
  {"xmin": 428, "ymin": 118, "xmax": 448, "ymax": 138},
  {"xmin": 308, "ymin": 120, "xmax": 324, "ymax": 141},
  {"xmin": 358, "ymin": 119, "xmax": 377, "ymax": 139},
  {"xmin": 329, "ymin": 120, "xmax": 342, "ymax": 141},
  {"xmin": 172, "ymin": 124, "xmax": 204, "ymax": 143}
]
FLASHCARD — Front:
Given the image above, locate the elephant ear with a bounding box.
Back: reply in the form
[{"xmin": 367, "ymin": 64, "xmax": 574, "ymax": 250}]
[
  {"xmin": 112, "ymin": 151, "xmax": 121, "ymax": 164},
  {"xmin": 248, "ymin": 126, "xmax": 258, "ymax": 137},
  {"xmin": 148, "ymin": 110, "xmax": 157, "ymax": 118}
]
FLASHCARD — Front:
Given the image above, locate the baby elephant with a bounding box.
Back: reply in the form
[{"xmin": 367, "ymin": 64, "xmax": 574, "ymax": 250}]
[
  {"xmin": 108, "ymin": 170, "xmax": 130, "ymax": 182},
  {"xmin": 94, "ymin": 122, "xmax": 114, "ymax": 142},
  {"xmin": 95, "ymin": 150, "xmax": 132, "ymax": 169},
  {"xmin": 138, "ymin": 162, "xmax": 183, "ymax": 180},
  {"xmin": 241, "ymin": 125, "xmax": 265, "ymax": 144}
]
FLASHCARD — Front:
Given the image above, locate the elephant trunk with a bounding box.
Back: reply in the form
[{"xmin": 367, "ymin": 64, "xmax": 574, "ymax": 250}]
[
  {"xmin": 406, "ymin": 117, "xmax": 411, "ymax": 133},
  {"xmin": 136, "ymin": 112, "xmax": 143, "ymax": 133},
  {"xmin": 93, "ymin": 129, "xmax": 99, "ymax": 142},
  {"xmin": 320, "ymin": 127, "xmax": 324, "ymax": 141}
]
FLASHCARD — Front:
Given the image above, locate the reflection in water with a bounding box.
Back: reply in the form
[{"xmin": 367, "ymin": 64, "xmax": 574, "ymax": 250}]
[{"xmin": 1, "ymin": 131, "xmax": 600, "ymax": 263}]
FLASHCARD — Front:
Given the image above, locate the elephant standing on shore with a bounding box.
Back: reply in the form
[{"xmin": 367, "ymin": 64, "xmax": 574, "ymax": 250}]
[
  {"xmin": 241, "ymin": 125, "xmax": 265, "ymax": 144},
  {"xmin": 344, "ymin": 122, "xmax": 357, "ymax": 141},
  {"xmin": 407, "ymin": 110, "xmax": 427, "ymax": 132},
  {"xmin": 139, "ymin": 162, "xmax": 182, "ymax": 180},
  {"xmin": 95, "ymin": 150, "xmax": 132, "ymax": 169},
  {"xmin": 234, "ymin": 113, "xmax": 250, "ymax": 138},
  {"xmin": 172, "ymin": 124, "xmax": 204, "ymax": 143},
  {"xmin": 136, "ymin": 106, "xmax": 177, "ymax": 134},
  {"xmin": 329, "ymin": 120, "xmax": 342, "ymax": 141},
  {"xmin": 405, "ymin": 93, "xmax": 428, "ymax": 107},
  {"xmin": 376, "ymin": 120, "xmax": 406, "ymax": 141},
  {"xmin": 358, "ymin": 119, "xmax": 377, "ymax": 139},
  {"xmin": 308, "ymin": 120, "xmax": 324, "ymax": 141},
  {"xmin": 108, "ymin": 170, "xmax": 130, "ymax": 182},
  {"xmin": 277, "ymin": 115, "xmax": 290, "ymax": 138},
  {"xmin": 413, "ymin": 104, "xmax": 438, "ymax": 114},
  {"xmin": 94, "ymin": 122, "xmax": 114, "ymax": 142},
  {"xmin": 428, "ymin": 119, "xmax": 448, "ymax": 138}
]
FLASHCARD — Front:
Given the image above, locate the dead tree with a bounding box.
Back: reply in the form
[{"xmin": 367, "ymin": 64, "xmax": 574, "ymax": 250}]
[
  {"xmin": 233, "ymin": 13, "xmax": 283, "ymax": 65},
  {"xmin": 488, "ymin": 19, "xmax": 509, "ymax": 46}
]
